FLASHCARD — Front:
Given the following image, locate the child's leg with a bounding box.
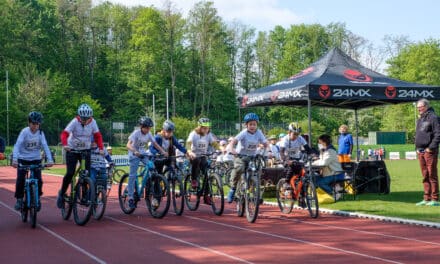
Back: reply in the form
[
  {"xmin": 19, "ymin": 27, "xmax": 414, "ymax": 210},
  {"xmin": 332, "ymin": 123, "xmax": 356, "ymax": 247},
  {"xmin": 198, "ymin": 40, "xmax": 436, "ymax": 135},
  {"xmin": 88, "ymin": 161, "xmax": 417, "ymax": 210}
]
[{"xmin": 128, "ymin": 157, "xmax": 140, "ymax": 199}]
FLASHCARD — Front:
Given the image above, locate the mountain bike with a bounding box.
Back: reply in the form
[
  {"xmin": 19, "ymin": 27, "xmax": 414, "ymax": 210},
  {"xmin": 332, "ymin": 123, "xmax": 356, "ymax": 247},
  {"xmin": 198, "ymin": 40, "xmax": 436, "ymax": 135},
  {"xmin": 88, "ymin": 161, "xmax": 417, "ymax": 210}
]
[
  {"xmin": 60, "ymin": 149, "xmax": 95, "ymax": 226},
  {"xmin": 276, "ymin": 152, "xmax": 319, "ymax": 218},
  {"xmin": 118, "ymin": 154, "xmax": 170, "ymax": 218},
  {"xmin": 184, "ymin": 153, "xmax": 224, "ymax": 216},
  {"xmin": 163, "ymin": 156, "xmax": 186, "ymax": 216},
  {"xmin": 18, "ymin": 164, "xmax": 46, "ymax": 228},
  {"xmin": 233, "ymin": 154, "xmax": 263, "ymax": 223}
]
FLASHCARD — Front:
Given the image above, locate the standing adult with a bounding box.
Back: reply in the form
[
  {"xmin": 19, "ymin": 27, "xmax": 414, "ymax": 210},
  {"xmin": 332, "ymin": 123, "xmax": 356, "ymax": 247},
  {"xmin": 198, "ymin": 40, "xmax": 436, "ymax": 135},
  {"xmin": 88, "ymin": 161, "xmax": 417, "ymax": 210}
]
[
  {"xmin": 415, "ymin": 99, "xmax": 440, "ymax": 206},
  {"xmin": 337, "ymin": 124, "xmax": 353, "ymax": 163}
]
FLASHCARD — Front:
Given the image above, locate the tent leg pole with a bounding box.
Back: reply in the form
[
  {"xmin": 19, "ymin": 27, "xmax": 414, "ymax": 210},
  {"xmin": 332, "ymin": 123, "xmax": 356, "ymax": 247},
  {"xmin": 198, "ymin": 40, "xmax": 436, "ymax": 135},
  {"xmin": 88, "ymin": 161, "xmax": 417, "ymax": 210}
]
[
  {"xmin": 308, "ymin": 99, "xmax": 312, "ymax": 146},
  {"xmin": 355, "ymin": 109, "xmax": 359, "ymax": 162}
]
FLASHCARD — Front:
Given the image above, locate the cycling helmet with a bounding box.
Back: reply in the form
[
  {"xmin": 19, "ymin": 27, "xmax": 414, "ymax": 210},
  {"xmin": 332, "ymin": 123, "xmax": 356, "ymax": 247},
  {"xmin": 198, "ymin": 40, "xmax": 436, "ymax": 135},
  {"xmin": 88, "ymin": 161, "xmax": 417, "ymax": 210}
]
[
  {"xmin": 163, "ymin": 120, "xmax": 175, "ymax": 131},
  {"xmin": 28, "ymin": 111, "xmax": 43, "ymax": 124},
  {"xmin": 138, "ymin": 116, "xmax": 154, "ymax": 127},
  {"xmin": 198, "ymin": 117, "xmax": 211, "ymax": 127},
  {"xmin": 278, "ymin": 133, "xmax": 286, "ymax": 139},
  {"xmin": 77, "ymin": 104, "xmax": 93, "ymax": 118},
  {"xmin": 288, "ymin": 122, "xmax": 301, "ymax": 133},
  {"xmin": 243, "ymin": 113, "xmax": 259, "ymax": 123}
]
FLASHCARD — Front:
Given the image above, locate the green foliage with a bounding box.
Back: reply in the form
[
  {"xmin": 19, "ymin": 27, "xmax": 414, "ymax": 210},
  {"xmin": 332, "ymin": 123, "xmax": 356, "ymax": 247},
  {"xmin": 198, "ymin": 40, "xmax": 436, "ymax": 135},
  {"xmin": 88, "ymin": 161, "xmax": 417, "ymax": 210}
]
[
  {"xmin": 267, "ymin": 127, "xmax": 286, "ymax": 139},
  {"xmin": 170, "ymin": 116, "xmax": 197, "ymax": 140}
]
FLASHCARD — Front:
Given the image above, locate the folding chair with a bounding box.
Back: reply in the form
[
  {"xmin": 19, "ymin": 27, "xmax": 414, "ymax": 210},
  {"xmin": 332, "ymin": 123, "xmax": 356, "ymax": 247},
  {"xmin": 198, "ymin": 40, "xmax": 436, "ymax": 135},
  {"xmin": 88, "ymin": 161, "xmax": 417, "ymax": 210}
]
[{"xmin": 332, "ymin": 162, "xmax": 357, "ymax": 201}]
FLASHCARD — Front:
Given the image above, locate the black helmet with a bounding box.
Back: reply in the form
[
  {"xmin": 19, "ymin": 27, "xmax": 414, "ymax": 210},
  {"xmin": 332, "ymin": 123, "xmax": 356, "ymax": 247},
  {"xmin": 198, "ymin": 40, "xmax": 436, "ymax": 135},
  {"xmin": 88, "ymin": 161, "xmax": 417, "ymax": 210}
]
[
  {"xmin": 163, "ymin": 120, "xmax": 175, "ymax": 131},
  {"xmin": 138, "ymin": 116, "xmax": 154, "ymax": 127},
  {"xmin": 28, "ymin": 111, "xmax": 43, "ymax": 124}
]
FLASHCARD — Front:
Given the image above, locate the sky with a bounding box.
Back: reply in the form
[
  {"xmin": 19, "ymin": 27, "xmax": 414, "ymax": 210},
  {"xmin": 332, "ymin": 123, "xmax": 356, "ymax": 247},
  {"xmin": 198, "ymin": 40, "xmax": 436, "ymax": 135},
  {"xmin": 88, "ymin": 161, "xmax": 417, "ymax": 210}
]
[{"xmin": 97, "ymin": 0, "xmax": 440, "ymax": 47}]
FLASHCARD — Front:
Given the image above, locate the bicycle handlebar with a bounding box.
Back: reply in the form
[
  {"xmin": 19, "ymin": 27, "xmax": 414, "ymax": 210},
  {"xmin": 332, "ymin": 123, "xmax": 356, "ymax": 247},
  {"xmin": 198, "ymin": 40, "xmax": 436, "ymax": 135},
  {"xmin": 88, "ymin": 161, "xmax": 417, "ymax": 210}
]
[{"xmin": 18, "ymin": 164, "xmax": 48, "ymax": 170}]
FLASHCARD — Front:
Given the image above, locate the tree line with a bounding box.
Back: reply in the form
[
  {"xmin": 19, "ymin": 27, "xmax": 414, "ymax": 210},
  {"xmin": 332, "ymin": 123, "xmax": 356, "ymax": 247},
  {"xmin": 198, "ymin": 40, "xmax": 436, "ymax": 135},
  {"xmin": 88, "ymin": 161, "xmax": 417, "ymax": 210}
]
[{"xmin": 1, "ymin": 0, "xmax": 440, "ymax": 145}]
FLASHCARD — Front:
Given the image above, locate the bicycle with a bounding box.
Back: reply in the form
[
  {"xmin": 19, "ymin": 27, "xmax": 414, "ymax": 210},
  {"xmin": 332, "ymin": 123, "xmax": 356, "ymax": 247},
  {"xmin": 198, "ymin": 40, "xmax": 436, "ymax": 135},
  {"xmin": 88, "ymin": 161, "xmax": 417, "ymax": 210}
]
[
  {"xmin": 276, "ymin": 152, "xmax": 319, "ymax": 218},
  {"xmin": 233, "ymin": 154, "xmax": 263, "ymax": 223},
  {"xmin": 183, "ymin": 153, "xmax": 224, "ymax": 216},
  {"xmin": 18, "ymin": 163, "xmax": 46, "ymax": 228},
  {"xmin": 118, "ymin": 154, "xmax": 170, "ymax": 218},
  {"xmin": 212, "ymin": 159, "xmax": 233, "ymax": 188},
  {"xmin": 106, "ymin": 163, "xmax": 126, "ymax": 196},
  {"xmin": 91, "ymin": 162, "xmax": 109, "ymax": 220},
  {"xmin": 60, "ymin": 149, "xmax": 95, "ymax": 226},
  {"xmin": 163, "ymin": 155, "xmax": 186, "ymax": 216}
]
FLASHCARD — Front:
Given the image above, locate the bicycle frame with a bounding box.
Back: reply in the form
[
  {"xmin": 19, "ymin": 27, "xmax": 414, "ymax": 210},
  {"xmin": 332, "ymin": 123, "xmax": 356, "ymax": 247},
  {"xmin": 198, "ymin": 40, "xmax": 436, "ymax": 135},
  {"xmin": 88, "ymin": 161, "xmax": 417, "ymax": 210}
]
[{"xmin": 20, "ymin": 164, "xmax": 42, "ymax": 210}]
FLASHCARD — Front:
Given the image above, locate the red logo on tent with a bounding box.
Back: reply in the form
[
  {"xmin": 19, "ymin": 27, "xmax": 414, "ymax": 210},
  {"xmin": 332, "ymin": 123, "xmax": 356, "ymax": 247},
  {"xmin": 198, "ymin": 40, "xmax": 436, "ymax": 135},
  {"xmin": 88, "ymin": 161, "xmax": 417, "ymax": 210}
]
[
  {"xmin": 319, "ymin": 85, "xmax": 331, "ymax": 99},
  {"xmin": 241, "ymin": 96, "xmax": 248, "ymax": 106},
  {"xmin": 271, "ymin": 90, "xmax": 280, "ymax": 102},
  {"xmin": 289, "ymin": 66, "xmax": 314, "ymax": 80},
  {"xmin": 343, "ymin": 69, "xmax": 372, "ymax": 82},
  {"xmin": 385, "ymin": 86, "xmax": 397, "ymax": 98}
]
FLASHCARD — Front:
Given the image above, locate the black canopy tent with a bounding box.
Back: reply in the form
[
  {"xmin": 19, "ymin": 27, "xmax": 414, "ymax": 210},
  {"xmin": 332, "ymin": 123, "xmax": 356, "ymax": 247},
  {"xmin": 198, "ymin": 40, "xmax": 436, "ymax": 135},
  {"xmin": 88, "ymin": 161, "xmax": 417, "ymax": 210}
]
[{"xmin": 240, "ymin": 47, "xmax": 440, "ymax": 160}]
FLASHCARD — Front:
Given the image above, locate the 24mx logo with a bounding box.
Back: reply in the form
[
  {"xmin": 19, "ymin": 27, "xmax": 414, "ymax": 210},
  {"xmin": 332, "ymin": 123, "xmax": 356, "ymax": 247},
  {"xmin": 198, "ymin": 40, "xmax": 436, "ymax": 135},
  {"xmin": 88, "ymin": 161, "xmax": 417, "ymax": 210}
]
[
  {"xmin": 398, "ymin": 90, "xmax": 434, "ymax": 98},
  {"xmin": 333, "ymin": 88, "xmax": 371, "ymax": 97}
]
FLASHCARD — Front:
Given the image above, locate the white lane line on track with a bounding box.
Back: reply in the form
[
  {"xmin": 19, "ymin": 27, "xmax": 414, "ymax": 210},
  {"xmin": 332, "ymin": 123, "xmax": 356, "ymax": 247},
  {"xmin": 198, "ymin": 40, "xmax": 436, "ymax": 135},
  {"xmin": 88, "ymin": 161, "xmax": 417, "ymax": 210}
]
[
  {"xmin": 105, "ymin": 216, "xmax": 254, "ymax": 264},
  {"xmin": 184, "ymin": 215, "xmax": 403, "ymax": 264},
  {"xmin": 0, "ymin": 200, "xmax": 106, "ymax": 264}
]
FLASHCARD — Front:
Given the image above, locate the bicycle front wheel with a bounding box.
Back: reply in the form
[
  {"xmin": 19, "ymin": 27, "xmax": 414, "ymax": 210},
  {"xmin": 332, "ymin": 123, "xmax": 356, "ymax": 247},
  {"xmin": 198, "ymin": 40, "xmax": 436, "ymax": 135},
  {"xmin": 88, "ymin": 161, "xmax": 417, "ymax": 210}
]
[
  {"xmin": 236, "ymin": 180, "xmax": 245, "ymax": 217},
  {"xmin": 73, "ymin": 177, "xmax": 95, "ymax": 226},
  {"xmin": 304, "ymin": 179, "xmax": 319, "ymax": 218},
  {"xmin": 184, "ymin": 174, "xmax": 200, "ymax": 211},
  {"xmin": 145, "ymin": 174, "xmax": 170, "ymax": 219},
  {"xmin": 61, "ymin": 185, "xmax": 73, "ymax": 220},
  {"xmin": 29, "ymin": 183, "xmax": 38, "ymax": 228},
  {"xmin": 276, "ymin": 178, "xmax": 293, "ymax": 214},
  {"xmin": 245, "ymin": 174, "xmax": 260, "ymax": 223},
  {"xmin": 208, "ymin": 172, "xmax": 224, "ymax": 216},
  {"xmin": 93, "ymin": 186, "xmax": 107, "ymax": 220},
  {"xmin": 118, "ymin": 173, "xmax": 135, "ymax": 214},
  {"xmin": 168, "ymin": 170, "xmax": 184, "ymax": 216}
]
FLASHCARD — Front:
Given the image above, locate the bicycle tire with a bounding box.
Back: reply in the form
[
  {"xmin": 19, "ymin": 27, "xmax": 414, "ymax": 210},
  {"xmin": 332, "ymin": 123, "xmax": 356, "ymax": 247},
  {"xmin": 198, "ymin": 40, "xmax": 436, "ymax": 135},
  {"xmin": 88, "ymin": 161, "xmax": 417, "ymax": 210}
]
[
  {"xmin": 184, "ymin": 173, "xmax": 200, "ymax": 211},
  {"xmin": 304, "ymin": 179, "xmax": 319, "ymax": 218},
  {"xmin": 246, "ymin": 174, "xmax": 260, "ymax": 223},
  {"xmin": 21, "ymin": 194, "xmax": 28, "ymax": 223},
  {"xmin": 118, "ymin": 173, "xmax": 135, "ymax": 214},
  {"xmin": 93, "ymin": 186, "xmax": 107, "ymax": 220},
  {"xmin": 145, "ymin": 174, "xmax": 170, "ymax": 219},
  {"xmin": 113, "ymin": 169, "xmax": 125, "ymax": 183},
  {"xmin": 30, "ymin": 183, "xmax": 38, "ymax": 228},
  {"xmin": 208, "ymin": 172, "xmax": 224, "ymax": 216},
  {"xmin": 61, "ymin": 189, "xmax": 73, "ymax": 220},
  {"xmin": 73, "ymin": 177, "xmax": 95, "ymax": 226},
  {"xmin": 236, "ymin": 181, "xmax": 245, "ymax": 217},
  {"xmin": 167, "ymin": 170, "xmax": 184, "ymax": 216},
  {"xmin": 276, "ymin": 178, "xmax": 293, "ymax": 214}
]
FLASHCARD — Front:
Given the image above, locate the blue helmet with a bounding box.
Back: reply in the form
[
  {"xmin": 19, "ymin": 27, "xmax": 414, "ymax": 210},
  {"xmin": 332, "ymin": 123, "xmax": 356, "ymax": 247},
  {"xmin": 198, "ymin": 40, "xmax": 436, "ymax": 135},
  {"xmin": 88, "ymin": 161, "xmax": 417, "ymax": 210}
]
[{"xmin": 243, "ymin": 113, "xmax": 259, "ymax": 123}]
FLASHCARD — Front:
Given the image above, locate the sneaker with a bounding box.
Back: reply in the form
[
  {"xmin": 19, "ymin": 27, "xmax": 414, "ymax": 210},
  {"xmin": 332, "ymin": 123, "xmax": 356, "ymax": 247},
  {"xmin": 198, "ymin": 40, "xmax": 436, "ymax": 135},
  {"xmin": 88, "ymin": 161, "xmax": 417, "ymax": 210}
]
[
  {"xmin": 191, "ymin": 179, "xmax": 199, "ymax": 189},
  {"xmin": 151, "ymin": 198, "xmax": 159, "ymax": 208},
  {"xmin": 128, "ymin": 199, "xmax": 137, "ymax": 209},
  {"xmin": 14, "ymin": 198, "xmax": 23, "ymax": 211},
  {"xmin": 204, "ymin": 195, "xmax": 212, "ymax": 205},
  {"xmin": 56, "ymin": 191, "xmax": 64, "ymax": 209},
  {"xmin": 416, "ymin": 200, "xmax": 429, "ymax": 206},
  {"xmin": 427, "ymin": 201, "xmax": 440, "ymax": 206},
  {"xmin": 227, "ymin": 189, "xmax": 236, "ymax": 203}
]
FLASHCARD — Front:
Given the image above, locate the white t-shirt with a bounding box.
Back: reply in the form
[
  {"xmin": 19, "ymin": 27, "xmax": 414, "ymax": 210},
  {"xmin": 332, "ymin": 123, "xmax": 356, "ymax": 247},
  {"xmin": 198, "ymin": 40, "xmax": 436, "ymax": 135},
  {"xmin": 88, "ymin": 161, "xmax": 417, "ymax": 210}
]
[
  {"xmin": 128, "ymin": 129, "xmax": 155, "ymax": 157},
  {"xmin": 280, "ymin": 135, "xmax": 307, "ymax": 159},
  {"xmin": 12, "ymin": 127, "xmax": 53, "ymax": 162},
  {"xmin": 187, "ymin": 131, "xmax": 215, "ymax": 156},
  {"xmin": 235, "ymin": 129, "xmax": 267, "ymax": 156},
  {"xmin": 65, "ymin": 118, "xmax": 100, "ymax": 150}
]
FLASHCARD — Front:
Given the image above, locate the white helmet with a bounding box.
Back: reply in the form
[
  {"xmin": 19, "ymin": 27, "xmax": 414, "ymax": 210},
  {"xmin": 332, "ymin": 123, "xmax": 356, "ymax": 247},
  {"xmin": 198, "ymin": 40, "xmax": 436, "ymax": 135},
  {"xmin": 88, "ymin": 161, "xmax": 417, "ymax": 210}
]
[{"xmin": 78, "ymin": 104, "xmax": 93, "ymax": 118}]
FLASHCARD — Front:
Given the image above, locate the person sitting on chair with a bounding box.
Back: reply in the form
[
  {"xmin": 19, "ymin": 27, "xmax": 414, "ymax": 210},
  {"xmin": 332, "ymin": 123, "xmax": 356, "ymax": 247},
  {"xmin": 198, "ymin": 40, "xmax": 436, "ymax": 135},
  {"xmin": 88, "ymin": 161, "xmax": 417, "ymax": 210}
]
[{"xmin": 313, "ymin": 134, "xmax": 345, "ymax": 197}]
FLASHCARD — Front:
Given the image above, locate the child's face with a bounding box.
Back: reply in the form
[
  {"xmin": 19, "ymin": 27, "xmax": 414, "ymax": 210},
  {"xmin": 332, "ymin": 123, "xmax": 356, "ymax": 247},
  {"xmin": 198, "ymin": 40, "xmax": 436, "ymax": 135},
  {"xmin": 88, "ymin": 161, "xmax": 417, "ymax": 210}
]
[
  {"xmin": 246, "ymin": 121, "xmax": 258, "ymax": 133},
  {"xmin": 200, "ymin": 126, "xmax": 209, "ymax": 134},
  {"xmin": 141, "ymin": 126, "xmax": 151, "ymax": 135},
  {"xmin": 163, "ymin": 130, "xmax": 173, "ymax": 138},
  {"xmin": 29, "ymin": 122, "xmax": 40, "ymax": 133}
]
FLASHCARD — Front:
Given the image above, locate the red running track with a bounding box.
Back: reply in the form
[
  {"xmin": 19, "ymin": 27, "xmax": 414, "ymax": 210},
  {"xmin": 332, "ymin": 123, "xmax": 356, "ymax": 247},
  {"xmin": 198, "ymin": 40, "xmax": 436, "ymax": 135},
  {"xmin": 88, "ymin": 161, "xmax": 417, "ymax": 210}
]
[{"xmin": 1, "ymin": 166, "xmax": 440, "ymax": 263}]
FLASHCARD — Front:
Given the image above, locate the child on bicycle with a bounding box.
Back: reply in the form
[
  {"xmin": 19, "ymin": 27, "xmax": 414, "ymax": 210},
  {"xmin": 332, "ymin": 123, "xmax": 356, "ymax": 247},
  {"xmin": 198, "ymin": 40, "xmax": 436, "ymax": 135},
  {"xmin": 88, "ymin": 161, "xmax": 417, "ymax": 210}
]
[
  {"xmin": 279, "ymin": 123, "xmax": 313, "ymax": 187},
  {"xmin": 149, "ymin": 120, "xmax": 188, "ymax": 174},
  {"xmin": 226, "ymin": 113, "xmax": 268, "ymax": 203},
  {"xmin": 186, "ymin": 118, "xmax": 219, "ymax": 191},
  {"xmin": 126, "ymin": 116, "xmax": 168, "ymax": 209},
  {"xmin": 57, "ymin": 103, "xmax": 104, "ymax": 209},
  {"xmin": 90, "ymin": 137, "xmax": 113, "ymax": 190},
  {"xmin": 12, "ymin": 111, "xmax": 54, "ymax": 211}
]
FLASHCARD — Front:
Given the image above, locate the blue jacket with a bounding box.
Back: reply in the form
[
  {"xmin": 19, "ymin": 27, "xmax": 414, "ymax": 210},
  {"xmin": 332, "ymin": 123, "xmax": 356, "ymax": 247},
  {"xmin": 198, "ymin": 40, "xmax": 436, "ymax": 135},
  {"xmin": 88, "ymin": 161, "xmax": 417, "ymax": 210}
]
[{"xmin": 149, "ymin": 134, "xmax": 187, "ymax": 156}]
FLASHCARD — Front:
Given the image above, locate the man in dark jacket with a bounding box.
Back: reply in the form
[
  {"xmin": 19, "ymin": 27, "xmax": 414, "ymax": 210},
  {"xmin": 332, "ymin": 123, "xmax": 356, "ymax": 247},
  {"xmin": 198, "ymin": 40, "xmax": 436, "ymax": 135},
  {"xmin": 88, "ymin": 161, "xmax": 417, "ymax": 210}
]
[{"xmin": 415, "ymin": 99, "xmax": 440, "ymax": 206}]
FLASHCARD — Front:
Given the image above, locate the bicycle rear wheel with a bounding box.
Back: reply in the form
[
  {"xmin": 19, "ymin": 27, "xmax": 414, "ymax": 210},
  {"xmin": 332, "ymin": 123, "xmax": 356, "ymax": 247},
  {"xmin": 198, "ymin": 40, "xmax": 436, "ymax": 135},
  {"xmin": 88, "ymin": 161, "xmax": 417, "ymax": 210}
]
[
  {"xmin": 145, "ymin": 174, "xmax": 170, "ymax": 219},
  {"xmin": 168, "ymin": 170, "xmax": 184, "ymax": 216},
  {"xmin": 184, "ymin": 174, "xmax": 200, "ymax": 211},
  {"xmin": 208, "ymin": 172, "xmax": 224, "ymax": 216},
  {"xmin": 304, "ymin": 179, "xmax": 319, "ymax": 218},
  {"xmin": 276, "ymin": 178, "xmax": 293, "ymax": 214},
  {"xmin": 236, "ymin": 181, "xmax": 245, "ymax": 217},
  {"xmin": 245, "ymin": 174, "xmax": 260, "ymax": 223},
  {"xmin": 118, "ymin": 173, "xmax": 135, "ymax": 214},
  {"xmin": 73, "ymin": 177, "xmax": 95, "ymax": 226},
  {"xmin": 61, "ymin": 185, "xmax": 73, "ymax": 220},
  {"xmin": 93, "ymin": 186, "xmax": 107, "ymax": 220},
  {"xmin": 29, "ymin": 183, "xmax": 38, "ymax": 228}
]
